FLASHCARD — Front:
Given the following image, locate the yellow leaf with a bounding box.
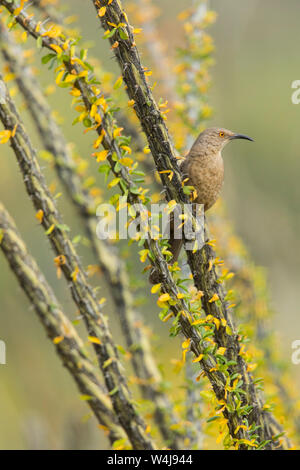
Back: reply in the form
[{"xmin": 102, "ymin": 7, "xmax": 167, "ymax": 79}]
[
  {"xmin": 94, "ymin": 134, "xmax": 105, "ymax": 148},
  {"xmin": 182, "ymin": 338, "xmax": 191, "ymax": 349},
  {"xmin": 108, "ymin": 177, "xmax": 121, "ymax": 189},
  {"xmin": 98, "ymin": 6, "xmax": 107, "ymax": 17},
  {"xmin": 113, "ymin": 76, "xmax": 123, "ymax": 89},
  {"xmin": 53, "ymin": 336, "xmax": 64, "ymax": 344},
  {"xmin": 151, "ymin": 283, "xmax": 161, "ymax": 294},
  {"xmin": 206, "ymin": 238, "xmax": 216, "ymax": 247},
  {"xmin": 13, "ymin": 0, "xmax": 25, "ymax": 16},
  {"xmin": 119, "ymin": 157, "xmax": 133, "ymax": 167},
  {"xmin": 158, "ymin": 293, "xmax": 170, "ymax": 303},
  {"xmin": 192, "ymin": 354, "xmax": 204, "ymax": 363},
  {"xmin": 75, "ymin": 105, "xmax": 86, "ymax": 113},
  {"xmin": 139, "ymin": 249, "xmax": 149, "ymax": 263},
  {"xmin": 196, "ymin": 372, "xmax": 204, "ymax": 382},
  {"xmin": 234, "ymin": 425, "xmax": 248, "ymax": 435},
  {"xmin": 90, "ymin": 103, "xmax": 98, "ymax": 118},
  {"xmin": 120, "ymin": 145, "xmax": 132, "ymax": 154},
  {"xmin": 50, "ymin": 44, "xmax": 63, "ymax": 55},
  {"xmin": 87, "ymin": 265, "xmax": 100, "ymax": 277},
  {"xmin": 35, "ymin": 210, "xmax": 44, "ymax": 224},
  {"xmin": 216, "ymin": 347, "xmax": 226, "ymax": 356},
  {"xmin": 162, "ymin": 313, "xmax": 173, "ymax": 323},
  {"xmin": 93, "ymin": 150, "xmax": 109, "ymax": 162},
  {"xmin": 70, "ymin": 88, "xmax": 81, "ymax": 97},
  {"xmin": 54, "ymin": 255, "xmax": 66, "ymax": 267},
  {"xmin": 0, "ymin": 130, "xmax": 12, "ymax": 144},
  {"xmin": 113, "ymin": 127, "xmax": 123, "ymax": 139},
  {"xmin": 11, "ymin": 124, "xmax": 18, "ymax": 137},
  {"xmin": 46, "ymin": 224, "xmax": 55, "ymax": 235},
  {"xmin": 42, "ymin": 25, "xmax": 62, "ymax": 39},
  {"xmin": 4, "ymin": 73, "xmax": 16, "ymax": 82},
  {"xmin": 247, "ymin": 363, "xmax": 257, "ymax": 372},
  {"xmin": 213, "ymin": 317, "xmax": 220, "ymax": 330},
  {"xmin": 88, "ymin": 336, "xmax": 101, "ymax": 345},
  {"xmin": 94, "ymin": 113, "xmax": 102, "ymax": 124},
  {"xmin": 55, "ymin": 70, "xmax": 65, "ymax": 85},
  {"xmin": 71, "ymin": 266, "xmax": 79, "ymax": 281},
  {"xmin": 191, "ymin": 319, "xmax": 205, "ymax": 326},
  {"xmin": 216, "ymin": 432, "xmax": 225, "ymax": 444},
  {"xmin": 77, "ymin": 70, "xmax": 88, "ymax": 79},
  {"xmin": 64, "ymin": 74, "xmax": 77, "ymax": 83},
  {"xmin": 209, "ymin": 293, "xmax": 219, "ymax": 303},
  {"xmin": 79, "ymin": 394, "xmax": 93, "ymax": 401}
]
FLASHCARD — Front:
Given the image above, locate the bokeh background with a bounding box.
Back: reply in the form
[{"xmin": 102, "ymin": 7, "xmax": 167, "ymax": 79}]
[{"xmin": 0, "ymin": 0, "xmax": 299, "ymax": 449}]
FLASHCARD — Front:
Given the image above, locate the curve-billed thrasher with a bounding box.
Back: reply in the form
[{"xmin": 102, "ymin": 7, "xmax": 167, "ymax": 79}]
[{"xmin": 149, "ymin": 127, "xmax": 253, "ymax": 284}]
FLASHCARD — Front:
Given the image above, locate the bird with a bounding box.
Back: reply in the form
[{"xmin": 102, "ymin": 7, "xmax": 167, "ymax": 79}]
[{"xmin": 149, "ymin": 127, "xmax": 253, "ymax": 284}]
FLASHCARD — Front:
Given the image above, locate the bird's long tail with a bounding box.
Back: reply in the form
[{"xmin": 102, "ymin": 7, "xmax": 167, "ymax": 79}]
[{"xmin": 149, "ymin": 212, "xmax": 183, "ymax": 284}]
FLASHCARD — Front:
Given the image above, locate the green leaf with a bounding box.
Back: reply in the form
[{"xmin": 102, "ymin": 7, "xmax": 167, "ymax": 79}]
[
  {"xmin": 104, "ymin": 28, "xmax": 117, "ymax": 39},
  {"xmin": 72, "ymin": 235, "xmax": 82, "ymax": 244},
  {"xmin": 79, "ymin": 394, "xmax": 93, "ymax": 401},
  {"xmin": 98, "ymin": 164, "xmax": 111, "ymax": 174},
  {"xmin": 56, "ymin": 224, "xmax": 71, "ymax": 232},
  {"xmin": 36, "ymin": 36, "xmax": 43, "ymax": 49},
  {"xmin": 83, "ymin": 117, "xmax": 92, "ymax": 128},
  {"xmin": 72, "ymin": 116, "xmax": 80, "ymax": 126},
  {"xmin": 117, "ymin": 345, "xmax": 127, "ymax": 355},
  {"xmin": 112, "ymin": 439, "xmax": 126, "ymax": 449},
  {"xmin": 109, "ymin": 386, "xmax": 119, "ymax": 396},
  {"xmin": 129, "ymin": 186, "xmax": 141, "ymax": 195},
  {"xmin": 83, "ymin": 61, "xmax": 94, "ymax": 72},
  {"xmin": 103, "ymin": 358, "xmax": 113, "ymax": 369},
  {"xmin": 119, "ymin": 29, "xmax": 129, "ymax": 40},
  {"xmin": 183, "ymin": 185, "xmax": 194, "ymax": 195},
  {"xmin": 114, "ymin": 161, "xmax": 121, "ymax": 173},
  {"xmin": 41, "ymin": 53, "xmax": 56, "ymax": 64},
  {"xmin": 113, "ymin": 76, "xmax": 123, "ymax": 90},
  {"xmin": 119, "ymin": 179, "xmax": 128, "ymax": 193},
  {"xmin": 207, "ymin": 416, "xmax": 221, "ymax": 423}
]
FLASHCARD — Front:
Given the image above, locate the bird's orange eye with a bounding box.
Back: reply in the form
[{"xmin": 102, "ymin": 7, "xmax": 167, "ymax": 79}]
[{"xmin": 219, "ymin": 132, "xmax": 225, "ymax": 138}]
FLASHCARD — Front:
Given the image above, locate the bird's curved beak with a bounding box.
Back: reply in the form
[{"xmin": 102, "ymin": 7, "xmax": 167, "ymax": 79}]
[{"xmin": 230, "ymin": 133, "xmax": 254, "ymax": 142}]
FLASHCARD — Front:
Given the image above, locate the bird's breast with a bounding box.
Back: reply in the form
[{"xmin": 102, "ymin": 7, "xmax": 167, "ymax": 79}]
[{"xmin": 185, "ymin": 154, "xmax": 224, "ymax": 211}]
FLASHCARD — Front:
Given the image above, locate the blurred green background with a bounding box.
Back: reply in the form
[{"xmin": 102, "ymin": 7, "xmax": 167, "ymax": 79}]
[{"xmin": 0, "ymin": 0, "xmax": 299, "ymax": 449}]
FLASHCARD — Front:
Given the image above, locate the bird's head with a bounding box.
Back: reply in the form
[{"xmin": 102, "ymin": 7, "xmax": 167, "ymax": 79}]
[{"xmin": 189, "ymin": 127, "xmax": 254, "ymax": 156}]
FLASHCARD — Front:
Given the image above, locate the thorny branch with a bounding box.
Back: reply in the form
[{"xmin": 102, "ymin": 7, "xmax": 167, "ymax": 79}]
[
  {"xmin": 0, "ymin": 0, "xmax": 292, "ymax": 448},
  {"xmin": 92, "ymin": 0, "xmax": 291, "ymax": 449},
  {"xmin": 0, "ymin": 21, "xmax": 184, "ymax": 449},
  {"xmin": 0, "ymin": 72, "xmax": 155, "ymax": 450},
  {"xmin": 0, "ymin": 202, "xmax": 126, "ymax": 446}
]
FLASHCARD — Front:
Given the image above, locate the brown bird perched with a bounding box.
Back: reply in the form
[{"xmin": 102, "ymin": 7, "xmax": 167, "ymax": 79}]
[{"xmin": 149, "ymin": 127, "xmax": 253, "ymax": 284}]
